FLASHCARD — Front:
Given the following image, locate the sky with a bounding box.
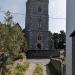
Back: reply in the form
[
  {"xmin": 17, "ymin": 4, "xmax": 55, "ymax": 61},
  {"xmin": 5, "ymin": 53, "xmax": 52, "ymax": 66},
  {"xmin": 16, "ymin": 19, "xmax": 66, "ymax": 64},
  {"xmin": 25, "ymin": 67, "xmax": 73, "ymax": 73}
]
[{"xmin": 0, "ymin": 0, "xmax": 66, "ymax": 33}]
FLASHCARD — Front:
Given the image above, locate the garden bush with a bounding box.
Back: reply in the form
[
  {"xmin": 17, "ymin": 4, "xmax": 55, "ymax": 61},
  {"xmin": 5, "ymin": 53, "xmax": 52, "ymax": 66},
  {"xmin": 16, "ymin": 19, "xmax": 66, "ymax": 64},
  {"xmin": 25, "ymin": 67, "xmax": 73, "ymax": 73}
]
[
  {"xmin": 6, "ymin": 62, "xmax": 29, "ymax": 75},
  {"xmin": 6, "ymin": 64, "xmax": 15, "ymax": 75},
  {"xmin": 33, "ymin": 64, "xmax": 43, "ymax": 75}
]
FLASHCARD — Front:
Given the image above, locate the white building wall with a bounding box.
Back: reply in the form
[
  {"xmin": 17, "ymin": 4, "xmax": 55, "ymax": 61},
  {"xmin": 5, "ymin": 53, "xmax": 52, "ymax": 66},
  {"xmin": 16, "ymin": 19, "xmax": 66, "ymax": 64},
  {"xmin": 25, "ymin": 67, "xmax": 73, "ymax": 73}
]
[{"xmin": 66, "ymin": 0, "xmax": 75, "ymax": 75}]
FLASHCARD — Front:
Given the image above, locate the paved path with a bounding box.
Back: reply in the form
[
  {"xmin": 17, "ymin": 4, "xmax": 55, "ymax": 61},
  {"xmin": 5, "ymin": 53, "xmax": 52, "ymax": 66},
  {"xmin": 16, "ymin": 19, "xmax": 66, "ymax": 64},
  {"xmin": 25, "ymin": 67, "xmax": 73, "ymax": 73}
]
[
  {"xmin": 27, "ymin": 59, "xmax": 50, "ymax": 65},
  {"xmin": 25, "ymin": 64, "xmax": 51, "ymax": 75},
  {"xmin": 25, "ymin": 59, "xmax": 51, "ymax": 75},
  {"xmin": 25, "ymin": 63, "xmax": 36, "ymax": 75}
]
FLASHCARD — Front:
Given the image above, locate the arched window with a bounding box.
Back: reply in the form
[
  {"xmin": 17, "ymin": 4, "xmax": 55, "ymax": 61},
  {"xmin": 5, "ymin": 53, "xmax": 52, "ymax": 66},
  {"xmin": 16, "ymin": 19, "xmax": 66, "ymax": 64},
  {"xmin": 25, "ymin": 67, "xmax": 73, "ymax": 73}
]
[
  {"xmin": 37, "ymin": 43, "xmax": 41, "ymax": 49},
  {"xmin": 38, "ymin": 35, "xmax": 41, "ymax": 40},
  {"xmin": 38, "ymin": 7, "xmax": 42, "ymax": 12},
  {"xmin": 38, "ymin": 18, "xmax": 42, "ymax": 28}
]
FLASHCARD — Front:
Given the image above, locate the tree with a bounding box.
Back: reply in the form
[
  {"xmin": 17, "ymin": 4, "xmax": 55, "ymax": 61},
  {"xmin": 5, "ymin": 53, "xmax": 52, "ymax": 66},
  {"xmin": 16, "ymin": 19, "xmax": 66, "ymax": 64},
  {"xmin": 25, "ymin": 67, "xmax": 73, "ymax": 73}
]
[
  {"xmin": 48, "ymin": 31, "xmax": 54, "ymax": 50},
  {"xmin": 0, "ymin": 24, "xmax": 10, "ymax": 75},
  {"xmin": 52, "ymin": 31, "xmax": 66, "ymax": 49},
  {"xmin": 0, "ymin": 11, "xmax": 28, "ymax": 75},
  {"xmin": 4, "ymin": 11, "xmax": 13, "ymax": 25},
  {"xmin": 58, "ymin": 31, "xmax": 66, "ymax": 49},
  {"xmin": 52, "ymin": 33, "xmax": 59, "ymax": 49},
  {"xmin": 0, "ymin": 23, "xmax": 28, "ymax": 75}
]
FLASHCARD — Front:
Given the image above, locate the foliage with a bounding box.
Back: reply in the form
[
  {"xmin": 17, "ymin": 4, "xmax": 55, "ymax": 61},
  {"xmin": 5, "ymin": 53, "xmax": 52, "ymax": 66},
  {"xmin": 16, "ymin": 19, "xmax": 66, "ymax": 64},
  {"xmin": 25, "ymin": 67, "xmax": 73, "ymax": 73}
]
[
  {"xmin": 0, "ymin": 23, "xmax": 27, "ymax": 59},
  {"xmin": 0, "ymin": 24, "xmax": 28, "ymax": 75},
  {"xmin": 15, "ymin": 62, "xmax": 29, "ymax": 75},
  {"xmin": 48, "ymin": 62, "xmax": 61, "ymax": 75},
  {"xmin": 51, "ymin": 30, "xmax": 66, "ymax": 49},
  {"xmin": 6, "ymin": 62, "xmax": 29, "ymax": 75},
  {"xmin": 6, "ymin": 64, "xmax": 15, "ymax": 75},
  {"xmin": 0, "ymin": 11, "xmax": 28, "ymax": 75},
  {"xmin": 58, "ymin": 31, "xmax": 66, "ymax": 49},
  {"xmin": 33, "ymin": 64, "xmax": 43, "ymax": 75},
  {"xmin": 48, "ymin": 31, "xmax": 53, "ymax": 50},
  {"xmin": 4, "ymin": 11, "xmax": 13, "ymax": 25},
  {"xmin": 52, "ymin": 33, "xmax": 59, "ymax": 49}
]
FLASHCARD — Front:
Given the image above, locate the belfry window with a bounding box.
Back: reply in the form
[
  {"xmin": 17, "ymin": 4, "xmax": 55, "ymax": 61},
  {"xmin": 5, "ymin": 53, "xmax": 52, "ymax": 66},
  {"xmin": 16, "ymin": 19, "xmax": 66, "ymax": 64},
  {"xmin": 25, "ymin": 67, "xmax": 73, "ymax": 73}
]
[{"xmin": 38, "ymin": 7, "xmax": 42, "ymax": 12}]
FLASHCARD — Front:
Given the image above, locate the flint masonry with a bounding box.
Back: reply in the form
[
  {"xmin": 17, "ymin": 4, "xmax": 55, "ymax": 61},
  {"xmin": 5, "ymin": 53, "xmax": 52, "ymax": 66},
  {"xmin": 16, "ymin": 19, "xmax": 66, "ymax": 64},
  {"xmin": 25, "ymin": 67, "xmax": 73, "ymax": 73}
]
[{"xmin": 25, "ymin": 0, "xmax": 49, "ymax": 50}]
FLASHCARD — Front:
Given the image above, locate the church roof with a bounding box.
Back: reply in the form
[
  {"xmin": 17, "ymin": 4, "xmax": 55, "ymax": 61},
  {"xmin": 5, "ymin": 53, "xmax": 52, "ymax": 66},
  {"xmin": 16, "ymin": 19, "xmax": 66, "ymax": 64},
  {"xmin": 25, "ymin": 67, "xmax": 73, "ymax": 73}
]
[{"xmin": 70, "ymin": 30, "xmax": 75, "ymax": 37}]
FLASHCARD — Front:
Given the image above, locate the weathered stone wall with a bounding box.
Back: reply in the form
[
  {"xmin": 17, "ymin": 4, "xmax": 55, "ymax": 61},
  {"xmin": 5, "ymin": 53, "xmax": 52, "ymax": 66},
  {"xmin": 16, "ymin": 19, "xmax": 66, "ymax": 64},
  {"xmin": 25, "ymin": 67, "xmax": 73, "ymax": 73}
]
[
  {"xmin": 27, "ymin": 50, "xmax": 60, "ymax": 59},
  {"xmin": 50, "ymin": 59, "xmax": 61, "ymax": 74},
  {"xmin": 25, "ymin": 0, "xmax": 49, "ymax": 50},
  {"xmin": 72, "ymin": 36, "xmax": 75, "ymax": 75},
  {"xmin": 51, "ymin": 59, "xmax": 66, "ymax": 75}
]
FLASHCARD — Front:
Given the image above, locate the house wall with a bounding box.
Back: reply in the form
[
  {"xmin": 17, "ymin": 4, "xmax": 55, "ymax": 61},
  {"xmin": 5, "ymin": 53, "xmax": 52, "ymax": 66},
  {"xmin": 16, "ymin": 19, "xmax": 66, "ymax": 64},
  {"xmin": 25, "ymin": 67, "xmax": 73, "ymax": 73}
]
[
  {"xmin": 50, "ymin": 59, "xmax": 61, "ymax": 74},
  {"xmin": 66, "ymin": 0, "xmax": 75, "ymax": 75},
  {"xmin": 72, "ymin": 36, "xmax": 75, "ymax": 75}
]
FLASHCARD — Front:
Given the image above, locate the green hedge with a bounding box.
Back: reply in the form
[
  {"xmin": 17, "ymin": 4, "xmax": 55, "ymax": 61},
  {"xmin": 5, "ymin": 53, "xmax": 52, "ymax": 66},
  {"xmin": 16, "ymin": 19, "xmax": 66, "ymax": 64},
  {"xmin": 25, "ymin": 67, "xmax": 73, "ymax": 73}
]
[
  {"xmin": 48, "ymin": 62, "xmax": 61, "ymax": 75},
  {"xmin": 33, "ymin": 64, "xmax": 43, "ymax": 75}
]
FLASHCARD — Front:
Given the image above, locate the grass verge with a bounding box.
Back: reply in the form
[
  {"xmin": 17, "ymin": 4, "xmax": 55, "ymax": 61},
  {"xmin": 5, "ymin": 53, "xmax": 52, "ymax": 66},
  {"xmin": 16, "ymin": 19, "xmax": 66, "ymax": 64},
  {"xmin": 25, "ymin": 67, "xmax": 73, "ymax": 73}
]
[
  {"xmin": 6, "ymin": 61, "xmax": 29, "ymax": 75},
  {"xmin": 33, "ymin": 64, "xmax": 43, "ymax": 75}
]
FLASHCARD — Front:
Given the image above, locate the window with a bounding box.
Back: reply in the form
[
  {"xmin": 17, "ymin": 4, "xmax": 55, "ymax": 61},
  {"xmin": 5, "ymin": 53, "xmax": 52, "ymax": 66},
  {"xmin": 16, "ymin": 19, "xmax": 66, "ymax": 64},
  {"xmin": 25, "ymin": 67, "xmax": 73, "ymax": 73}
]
[
  {"xmin": 38, "ymin": 35, "xmax": 41, "ymax": 40},
  {"xmin": 38, "ymin": 7, "xmax": 42, "ymax": 12},
  {"xmin": 37, "ymin": 43, "xmax": 41, "ymax": 49},
  {"xmin": 38, "ymin": 18, "xmax": 42, "ymax": 28}
]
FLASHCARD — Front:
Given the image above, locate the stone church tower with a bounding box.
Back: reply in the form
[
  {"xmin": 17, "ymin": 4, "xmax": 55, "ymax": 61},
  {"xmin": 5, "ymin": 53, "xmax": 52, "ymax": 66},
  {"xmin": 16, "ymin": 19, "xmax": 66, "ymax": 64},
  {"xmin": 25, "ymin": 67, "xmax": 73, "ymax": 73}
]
[{"xmin": 25, "ymin": 0, "xmax": 49, "ymax": 50}]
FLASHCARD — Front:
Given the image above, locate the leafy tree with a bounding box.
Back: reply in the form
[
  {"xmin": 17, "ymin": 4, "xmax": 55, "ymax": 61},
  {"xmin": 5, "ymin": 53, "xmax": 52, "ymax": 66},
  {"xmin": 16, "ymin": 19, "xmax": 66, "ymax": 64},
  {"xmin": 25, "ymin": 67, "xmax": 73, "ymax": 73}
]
[
  {"xmin": 58, "ymin": 31, "xmax": 66, "ymax": 49},
  {"xmin": 51, "ymin": 31, "xmax": 66, "ymax": 49},
  {"xmin": 48, "ymin": 31, "xmax": 54, "ymax": 50},
  {"xmin": 4, "ymin": 11, "xmax": 13, "ymax": 25},
  {"xmin": 0, "ymin": 24, "xmax": 28, "ymax": 75},
  {"xmin": 0, "ymin": 11, "xmax": 28, "ymax": 75},
  {"xmin": 52, "ymin": 33, "xmax": 59, "ymax": 49},
  {"xmin": 0, "ymin": 24, "xmax": 10, "ymax": 75}
]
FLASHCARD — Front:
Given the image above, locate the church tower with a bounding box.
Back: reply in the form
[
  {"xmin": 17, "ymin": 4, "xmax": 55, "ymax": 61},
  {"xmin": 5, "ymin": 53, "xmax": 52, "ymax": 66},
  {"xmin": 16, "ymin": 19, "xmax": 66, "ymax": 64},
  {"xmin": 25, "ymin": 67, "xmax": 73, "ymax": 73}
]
[{"xmin": 25, "ymin": 0, "xmax": 49, "ymax": 50}]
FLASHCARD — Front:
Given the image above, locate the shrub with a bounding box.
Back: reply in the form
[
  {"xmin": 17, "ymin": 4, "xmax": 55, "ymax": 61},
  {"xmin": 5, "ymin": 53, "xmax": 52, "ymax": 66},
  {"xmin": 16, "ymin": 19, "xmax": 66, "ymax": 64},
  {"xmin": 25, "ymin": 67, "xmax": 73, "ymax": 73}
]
[
  {"xmin": 33, "ymin": 64, "xmax": 43, "ymax": 75},
  {"xmin": 6, "ymin": 64, "xmax": 15, "ymax": 75},
  {"xmin": 15, "ymin": 62, "xmax": 29, "ymax": 75},
  {"xmin": 6, "ymin": 62, "xmax": 29, "ymax": 75}
]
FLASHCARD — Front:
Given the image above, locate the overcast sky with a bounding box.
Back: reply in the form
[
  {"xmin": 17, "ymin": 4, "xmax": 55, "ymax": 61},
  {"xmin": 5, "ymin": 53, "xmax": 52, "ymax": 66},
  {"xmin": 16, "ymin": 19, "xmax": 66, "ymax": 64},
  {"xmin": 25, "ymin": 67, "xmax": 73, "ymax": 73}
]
[{"xmin": 0, "ymin": 0, "xmax": 66, "ymax": 33}]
